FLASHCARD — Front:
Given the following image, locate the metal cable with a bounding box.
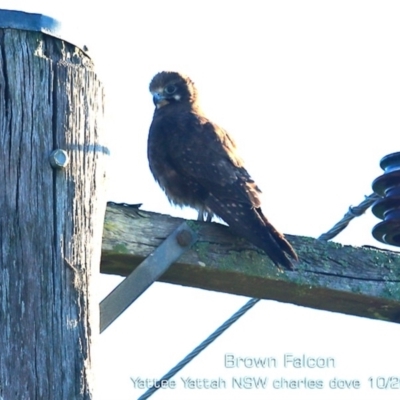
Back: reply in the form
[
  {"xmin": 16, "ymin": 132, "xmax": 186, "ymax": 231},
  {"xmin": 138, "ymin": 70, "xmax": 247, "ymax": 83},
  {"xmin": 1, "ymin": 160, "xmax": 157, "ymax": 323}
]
[
  {"xmin": 138, "ymin": 192, "xmax": 380, "ymax": 399},
  {"xmin": 137, "ymin": 297, "xmax": 260, "ymax": 400},
  {"xmin": 318, "ymin": 193, "xmax": 380, "ymax": 241}
]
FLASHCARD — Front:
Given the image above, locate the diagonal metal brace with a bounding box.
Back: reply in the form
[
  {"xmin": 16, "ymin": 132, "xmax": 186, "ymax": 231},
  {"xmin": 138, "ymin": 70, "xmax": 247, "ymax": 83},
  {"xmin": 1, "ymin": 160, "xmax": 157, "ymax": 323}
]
[{"xmin": 100, "ymin": 222, "xmax": 197, "ymax": 333}]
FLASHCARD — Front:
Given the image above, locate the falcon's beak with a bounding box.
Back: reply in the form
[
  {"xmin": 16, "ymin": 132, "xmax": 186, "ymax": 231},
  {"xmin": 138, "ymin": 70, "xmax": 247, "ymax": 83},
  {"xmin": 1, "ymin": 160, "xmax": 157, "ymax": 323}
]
[{"xmin": 152, "ymin": 92, "xmax": 168, "ymax": 109}]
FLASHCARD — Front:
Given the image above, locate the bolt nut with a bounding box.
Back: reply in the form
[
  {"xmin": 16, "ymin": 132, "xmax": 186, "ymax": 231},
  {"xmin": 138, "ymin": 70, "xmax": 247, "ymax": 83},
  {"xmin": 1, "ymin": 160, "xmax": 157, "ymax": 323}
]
[
  {"xmin": 49, "ymin": 149, "xmax": 69, "ymax": 169},
  {"xmin": 176, "ymin": 229, "xmax": 192, "ymax": 247}
]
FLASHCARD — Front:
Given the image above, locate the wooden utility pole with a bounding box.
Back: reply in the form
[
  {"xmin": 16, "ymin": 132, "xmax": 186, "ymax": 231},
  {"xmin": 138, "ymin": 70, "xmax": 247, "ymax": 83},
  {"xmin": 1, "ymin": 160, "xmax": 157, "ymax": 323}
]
[{"xmin": 0, "ymin": 11, "xmax": 107, "ymax": 400}]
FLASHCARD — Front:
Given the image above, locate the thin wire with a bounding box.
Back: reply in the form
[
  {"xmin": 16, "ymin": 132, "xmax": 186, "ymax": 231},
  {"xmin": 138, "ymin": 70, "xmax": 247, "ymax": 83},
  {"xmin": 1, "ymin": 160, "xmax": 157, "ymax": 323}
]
[
  {"xmin": 318, "ymin": 193, "xmax": 380, "ymax": 241},
  {"xmin": 139, "ymin": 192, "xmax": 380, "ymax": 399},
  {"xmin": 137, "ymin": 297, "xmax": 260, "ymax": 400}
]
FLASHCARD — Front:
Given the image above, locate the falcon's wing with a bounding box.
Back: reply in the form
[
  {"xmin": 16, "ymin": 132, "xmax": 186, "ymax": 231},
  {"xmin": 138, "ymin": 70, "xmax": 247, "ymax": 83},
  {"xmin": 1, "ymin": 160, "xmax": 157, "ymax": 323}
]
[
  {"xmin": 166, "ymin": 114, "xmax": 262, "ymax": 208},
  {"xmin": 162, "ymin": 113, "xmax": 297, "ymax": 268}
]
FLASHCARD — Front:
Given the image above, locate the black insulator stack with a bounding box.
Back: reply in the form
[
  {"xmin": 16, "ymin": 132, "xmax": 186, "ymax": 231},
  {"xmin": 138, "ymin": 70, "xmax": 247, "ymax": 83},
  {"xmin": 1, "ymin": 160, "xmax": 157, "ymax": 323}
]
[{"xmin": 372, "ymin": 152, "xmax": 400, "ymax": 246}]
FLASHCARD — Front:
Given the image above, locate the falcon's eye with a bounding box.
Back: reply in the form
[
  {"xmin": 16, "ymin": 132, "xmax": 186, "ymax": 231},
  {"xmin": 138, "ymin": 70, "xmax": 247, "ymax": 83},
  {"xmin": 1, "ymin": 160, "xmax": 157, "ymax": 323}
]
[{"xmin": 164, "ymin": 85, "xmax": 177, "ymax": 95}]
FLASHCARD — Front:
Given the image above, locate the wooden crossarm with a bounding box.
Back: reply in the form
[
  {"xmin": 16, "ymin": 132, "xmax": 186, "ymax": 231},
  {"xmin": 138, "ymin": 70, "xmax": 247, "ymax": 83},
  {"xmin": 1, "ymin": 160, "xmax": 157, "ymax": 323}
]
[{"xmin": 101, "ymin": 204, "xmax": 400, "ymax": 323}]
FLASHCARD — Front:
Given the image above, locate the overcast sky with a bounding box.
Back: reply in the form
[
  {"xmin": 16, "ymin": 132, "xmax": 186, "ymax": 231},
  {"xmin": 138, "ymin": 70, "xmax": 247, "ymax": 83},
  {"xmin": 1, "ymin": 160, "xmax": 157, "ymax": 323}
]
[{"xmin": 2, "ymin": 1, "xmax": 400, "ymax": 399}]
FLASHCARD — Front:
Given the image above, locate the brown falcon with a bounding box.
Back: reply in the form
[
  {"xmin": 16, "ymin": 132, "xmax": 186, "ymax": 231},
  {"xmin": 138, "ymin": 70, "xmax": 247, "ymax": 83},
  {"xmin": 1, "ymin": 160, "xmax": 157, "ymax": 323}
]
[{"xmin": 147, "ymin": 71, "xmax": 298, "ymax": 269}]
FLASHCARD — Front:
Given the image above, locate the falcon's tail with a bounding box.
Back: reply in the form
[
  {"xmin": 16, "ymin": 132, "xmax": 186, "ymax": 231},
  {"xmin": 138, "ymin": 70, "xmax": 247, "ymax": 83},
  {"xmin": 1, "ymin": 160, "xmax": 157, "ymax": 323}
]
[
  {"xmin": 207, "ymin": 197, "xmax": 298, "ymax": 269},
  {"xmin": 254, "ymin": 208, "xmax": 298, "ymax": 269}
]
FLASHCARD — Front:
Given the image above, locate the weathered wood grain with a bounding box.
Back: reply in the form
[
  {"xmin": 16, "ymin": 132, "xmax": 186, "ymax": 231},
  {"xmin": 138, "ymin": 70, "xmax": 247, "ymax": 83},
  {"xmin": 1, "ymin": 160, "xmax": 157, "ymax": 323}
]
[
  {"xmin": 0, "ymin": 29, "xmax": 107, "ymax": 399},
  {"xmin": 101, "ymin": 205, "xmax": 400, "ymax": 323}
]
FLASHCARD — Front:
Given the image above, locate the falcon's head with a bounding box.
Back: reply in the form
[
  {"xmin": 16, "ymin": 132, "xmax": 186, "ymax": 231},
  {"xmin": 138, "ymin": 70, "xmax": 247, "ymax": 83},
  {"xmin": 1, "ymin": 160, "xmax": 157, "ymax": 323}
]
[{"xmin": 149, "ymin": 71, "xmax": 198, "ymax": 109}]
